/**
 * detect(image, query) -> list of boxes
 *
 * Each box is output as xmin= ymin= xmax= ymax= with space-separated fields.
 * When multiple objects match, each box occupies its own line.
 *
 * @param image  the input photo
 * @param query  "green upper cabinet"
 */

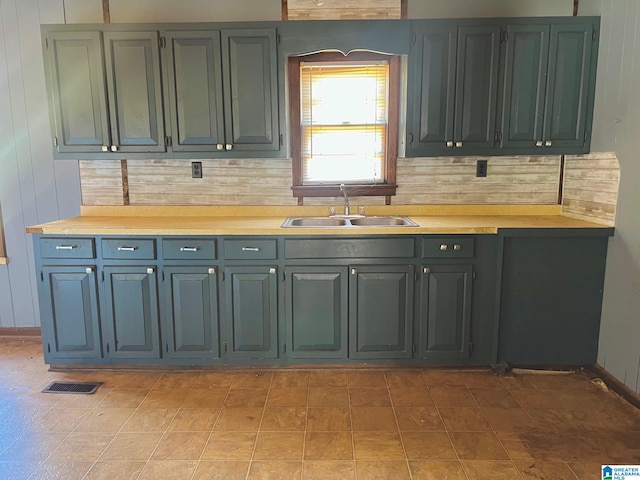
xmin=221 ymin=29 xmax=280 ymax=152
xmin=45 ymin=31 xmax=110 ymax=153
xmin=163 ymin=31 xmax=225 ymax=152
xmin=543 ymin=23 xmax=595 ymax=150
xmin=407 ymin=25 xmax=457 ymax=155
xmin=407 ymin=23 xmax=500 ymax=156
xmin=500 ymin=22 xmax=596 ymax=153
xmin=500 ymin=25 xmax=550 ymax=149
xmin=103 ymin=32 xmax=165 ymax=153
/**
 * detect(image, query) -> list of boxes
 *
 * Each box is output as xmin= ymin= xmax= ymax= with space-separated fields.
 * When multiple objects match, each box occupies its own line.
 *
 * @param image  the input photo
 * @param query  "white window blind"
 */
xmin=300 ymin=61 xmax=389 ymax=184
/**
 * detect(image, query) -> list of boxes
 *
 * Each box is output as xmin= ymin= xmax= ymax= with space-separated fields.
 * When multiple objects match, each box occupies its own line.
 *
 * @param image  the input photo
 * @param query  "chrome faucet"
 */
xmin=340 ymin=184 xmax=350 ymax=216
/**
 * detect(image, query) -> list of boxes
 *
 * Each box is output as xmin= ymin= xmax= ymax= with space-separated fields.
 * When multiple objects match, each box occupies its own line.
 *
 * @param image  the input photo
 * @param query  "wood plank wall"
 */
xmin=79 ymin=156 xmax=564 ymax=206
xmin=562 ymin=152 xmax=620 ymax=226
xmin=285 ymin=0 xmax=402 ymax=20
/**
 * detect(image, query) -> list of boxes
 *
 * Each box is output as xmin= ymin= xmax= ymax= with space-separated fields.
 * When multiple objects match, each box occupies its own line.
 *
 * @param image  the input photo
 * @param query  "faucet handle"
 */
xmin=329 ymin=206 xmax=336 ymax=216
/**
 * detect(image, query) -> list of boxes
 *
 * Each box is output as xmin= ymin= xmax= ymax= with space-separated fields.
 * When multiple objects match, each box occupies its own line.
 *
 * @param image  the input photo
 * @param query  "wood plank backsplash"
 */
xmin=562 ymin=152 xmax=620 ymax=226
xmin=79 ymin=155 xmax=569 ymax=207
xmin=285 ymin=0 xmax=402 ymax=20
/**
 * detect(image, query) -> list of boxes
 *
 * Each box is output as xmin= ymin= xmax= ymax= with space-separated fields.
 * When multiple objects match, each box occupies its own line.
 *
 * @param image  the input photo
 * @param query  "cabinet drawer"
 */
xmin=40 ymin=237 xmax=95 ymax=259
xmin=422 ymin=237 xmax=475 ymax=258
xmin=285 ymin=238 xmax=415 ymax=259
xmin=163 ymin=239 xmax=217 ymax=260
xmin=102 ymin=239 xmax=156 ymax=260
xmin=224 ymin=239 xmax=277 ymax=260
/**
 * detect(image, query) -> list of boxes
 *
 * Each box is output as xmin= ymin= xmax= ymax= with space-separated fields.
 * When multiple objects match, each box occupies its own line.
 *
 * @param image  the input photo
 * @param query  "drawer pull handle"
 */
xmin=453 ymin=244 xmax=461 ymax=251
xmin=440 ymin=244 xmax=448 ymax=251
xmin=242 ymin=247 xmax=261 ymax=252
xmin=117 ymin=246 xmax=138 ymax=252
xmin=180 ymin=247 xmax=200 ymax=252
xmin=55 ymin=245 xmax=77 ymax=250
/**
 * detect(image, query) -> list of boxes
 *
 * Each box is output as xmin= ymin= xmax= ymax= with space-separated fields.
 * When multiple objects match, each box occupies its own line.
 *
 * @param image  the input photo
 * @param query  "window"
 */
xmin=289 ymin=51 xmax=400 ymax=202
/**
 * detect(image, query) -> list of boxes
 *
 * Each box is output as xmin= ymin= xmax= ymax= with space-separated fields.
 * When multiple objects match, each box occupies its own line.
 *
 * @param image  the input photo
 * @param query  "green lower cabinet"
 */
xmin=420 ymin=265 xmax=473 ymax=360
xmin=284 ymin=266 xmax=348 ymax=359
xmin=349 ymin=265 xmax=414 ymax=359
xmin=222 ymin=266 xmax=278 ymax=359
xmin=39 ymin=265 xmax=102 ymax=361
xmin=162 ymin=266 xmax=220 ymax=360
xmin=101 ymin=265 xmax=161 ymax=359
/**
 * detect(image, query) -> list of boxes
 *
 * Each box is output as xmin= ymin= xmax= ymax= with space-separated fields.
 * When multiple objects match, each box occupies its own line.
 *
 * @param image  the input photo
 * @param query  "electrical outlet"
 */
xmin=191 ymin=161 xmax=202 ymax=178
xmin=476 ymin=160 xmax=488 ymax=178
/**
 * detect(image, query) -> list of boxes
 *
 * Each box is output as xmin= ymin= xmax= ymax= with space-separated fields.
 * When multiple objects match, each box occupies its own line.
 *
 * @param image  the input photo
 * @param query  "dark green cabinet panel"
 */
xmin=221 ymin=29 xmax=279 ymax=151
xmin=163 ymin=266 xmax=220 ymax=359
xmin=223 ymin=266 xmax=278 ymax=359
xmin=543 ymin=23 xmax=594 ymax=149
xmin=163 ymin=31 xmax=225 ymax=152
xmin=285 ymin=266 xmax=348 ymax=359
xmin=46 ymin=32 xmax=109 ymax=153
xmin=454 ymin=25 xmax=501 ymax=151
xmin=408 ymin=25 xmax=457 ymax=154
xmin=102 ymin=266 xmax=160 ymax=359
xmin=420 ymin=265 xmax=472 ymax=360
xmin=39 ymin=266 xmax=101 ymax=361
xmin=408 ymin=24 xmax=500 ymax=156
xmin=103 ymin=32 xmax=165 ymax=153
xmin=501 ymin=25 xmax=550 ymax=149
xmin=349 ymin=265 xmax=414 ymax=359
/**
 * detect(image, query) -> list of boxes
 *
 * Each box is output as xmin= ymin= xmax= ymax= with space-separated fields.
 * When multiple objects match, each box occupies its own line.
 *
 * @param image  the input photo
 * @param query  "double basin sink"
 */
xmin=282 ymin=216 xmax=418 ymax=228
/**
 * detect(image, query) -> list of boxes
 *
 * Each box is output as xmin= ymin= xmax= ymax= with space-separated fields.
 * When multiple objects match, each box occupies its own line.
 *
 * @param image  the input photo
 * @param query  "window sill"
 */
xmin=0 ymin=257 xmax=7 ymax=265
xmin=293 ymin=184 xmax=397 ymax=199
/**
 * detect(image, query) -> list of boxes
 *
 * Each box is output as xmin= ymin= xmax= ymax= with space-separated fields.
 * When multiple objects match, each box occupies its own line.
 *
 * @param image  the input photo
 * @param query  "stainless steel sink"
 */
xmin=282 ymin=216 xmax=417 ymax=228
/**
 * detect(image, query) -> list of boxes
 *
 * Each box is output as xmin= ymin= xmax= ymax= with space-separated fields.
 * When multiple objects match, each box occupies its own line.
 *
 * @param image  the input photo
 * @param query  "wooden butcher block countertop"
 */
xmin=26 ymin=205 xmax=613 ymax=236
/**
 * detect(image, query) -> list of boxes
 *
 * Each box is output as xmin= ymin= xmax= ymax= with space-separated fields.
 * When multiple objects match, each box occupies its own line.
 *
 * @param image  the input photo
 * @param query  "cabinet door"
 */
xmin=221 ymin=29 xmax=279 ymax=152
xmin=420 ymin=265 xmax=472 ymax=360
xmin=542 ymin=24 xmax=594 ymax=149
xmin=163 ymin=31 xmax=225 ymax=152
xmin=163 ymin=266 xmax=220 ymax=359
xmin=501 ymin=25 xmax=550 ymax=149
xmin=349 ymin=265 xmax=413 ymax=359
xmin=39 ymin=266 xmax=101 ymax=361
xmin=102 ymin=266 xmax=160 ymax=359
xmin=454 ymin=26 xmax=501 ymax=151
xmin=46 ymin=32 xmax=110 ymax=153
xmin=407 ymin=25 xmax=457 ymax=156
xmin=103 ymin=32 xmax=165 ymax=153
xmin=223 ymin=266 xmax=278 ymax=359
xmin=285 ymin=266 xmax=348 ymax=359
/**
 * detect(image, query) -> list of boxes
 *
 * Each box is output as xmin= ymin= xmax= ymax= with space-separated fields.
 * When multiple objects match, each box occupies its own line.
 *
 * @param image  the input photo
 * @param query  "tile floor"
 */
xmin=0 ymin=337 xmax=639 ymax=480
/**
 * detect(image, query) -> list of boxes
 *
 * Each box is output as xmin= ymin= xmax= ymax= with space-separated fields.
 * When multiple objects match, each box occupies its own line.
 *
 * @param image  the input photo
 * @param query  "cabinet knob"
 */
xmin=446 ymin=141 xmax=454 ymax=148
xmin=101 ymin=145 xmax=109 ymax=152
xmin=545 ymin=140 xmax=552 ymax=147
xmin=351 ymin=268 xmax=358 ymax=275
xmin=536 ymin=140 xmax=543 ymax=147
xmin=85 ymin=267 xmax=93 ymax=274
xmin=455 ymin=141 xmax=463 ymax=148
xmin=269 ymin=267 xmax=277 ymax=275
xmin=440 ymin=244 xmax=448 ymax=251
xmin=423 ymin=267 xmax=431 ymax=274
xmin=147 ymin=267 xmax=155 ymax=275
xmin=208 ymin=267 xmax=216 ymax=275
xmin=226 ymin=144 xmax=233 ymax=150
xmin=453 ymin=244 xmax=461 ymax=251
xmin=110 ymin=145 xmax=118 ymax=152
xmin=216 ymin=144 xmax=224 ymax=151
